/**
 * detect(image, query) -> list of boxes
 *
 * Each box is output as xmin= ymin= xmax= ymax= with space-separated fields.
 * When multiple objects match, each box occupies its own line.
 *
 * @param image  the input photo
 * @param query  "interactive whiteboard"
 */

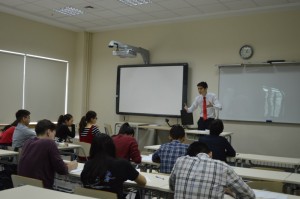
xmin=116 ymin=63 xmax=188 ymax=117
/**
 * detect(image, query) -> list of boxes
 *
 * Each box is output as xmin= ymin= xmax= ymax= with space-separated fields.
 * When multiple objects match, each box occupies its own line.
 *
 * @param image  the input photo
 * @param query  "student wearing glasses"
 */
xmin=78 ymin=110 xmax=102 ymax=144
xmin=12 ymin=109 xmax=36 ymax=151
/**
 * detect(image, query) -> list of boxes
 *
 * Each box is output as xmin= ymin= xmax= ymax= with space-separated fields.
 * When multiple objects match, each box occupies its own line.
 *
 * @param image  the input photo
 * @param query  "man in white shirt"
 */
xmin=184 ymin=81 xmax=222 ymax=130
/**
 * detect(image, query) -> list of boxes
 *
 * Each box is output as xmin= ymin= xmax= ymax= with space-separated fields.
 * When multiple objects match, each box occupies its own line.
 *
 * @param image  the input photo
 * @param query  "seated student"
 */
xmin=152 ymin=125 xmax=188 ymax=174
xmin=18 ymin=119 xmax=78 ymax=189
xmin=169 ymin=141 xmax=255 ymax=199
xmin=199 ymin=119 xmax=236 ymax=162
xmin=56 ymin=113 xmax=75 ymax=142
xmin=112 ymin=122 xmax=141 ymax=164
xmin=12 ymin=109 xmax=36 ymax=150
xmin=78 ymin=110 xmax=101 ymax=144
xmin=0 ymin=120 xmax=18 ymax=147
xmin=81 ymin=134 xmax=146 ymax=199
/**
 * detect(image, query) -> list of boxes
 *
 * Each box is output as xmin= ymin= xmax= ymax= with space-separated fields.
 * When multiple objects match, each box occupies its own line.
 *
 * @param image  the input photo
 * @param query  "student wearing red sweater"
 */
xmin=112 ymin=122 xmax=141 ymax=164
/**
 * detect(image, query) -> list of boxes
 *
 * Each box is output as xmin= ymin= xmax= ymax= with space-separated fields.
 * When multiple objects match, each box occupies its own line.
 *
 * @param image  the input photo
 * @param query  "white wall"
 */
xmin=1 ymin=10 xmax=300 ymax=158
xmin=0 ymin=12 xmax=84 ymax=123
xmin=89 ymin=10 xmax=300 ymax=158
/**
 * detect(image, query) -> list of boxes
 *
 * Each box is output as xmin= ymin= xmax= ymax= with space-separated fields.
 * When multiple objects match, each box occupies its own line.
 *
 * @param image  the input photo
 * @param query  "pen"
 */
xmin=155 ymin=176 xmax=164 ymax=180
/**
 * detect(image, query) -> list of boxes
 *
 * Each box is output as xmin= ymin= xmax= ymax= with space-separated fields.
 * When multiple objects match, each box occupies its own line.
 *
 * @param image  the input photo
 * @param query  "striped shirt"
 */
xmin=169 ymin=153 xmax=255 ymax=199
xmin=80 ymin=125 xmax=101 ymax=143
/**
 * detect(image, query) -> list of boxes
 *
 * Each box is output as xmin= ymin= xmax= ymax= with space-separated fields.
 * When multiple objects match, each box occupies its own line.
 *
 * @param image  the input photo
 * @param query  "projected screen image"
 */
xmin=116 ymin=63 xmax=188 ymax=117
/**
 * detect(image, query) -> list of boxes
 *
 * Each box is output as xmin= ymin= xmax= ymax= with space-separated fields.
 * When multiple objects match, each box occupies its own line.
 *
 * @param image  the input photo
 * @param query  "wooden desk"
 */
xmin=144 ymin=145 xmax=160 ymax=151
xmin=235 ymin=153 xmax=300 ymax=172
xmin=285 ymin=173 xmax=300 ymax=185
xmin=0 ymin=185 xmax=97 ymax=199
xmin=125 ymin=172 xmax=170 ymax=192
xmin=139 ymin=125 xmax=233 ymax=143
xmin=57 ymin=143 xmax=82 ymax=150
xmin=64 ymin=164 xmax=300 ymax=199
xmin=0 ymin=149 xmax=18 ymax=157
xmin=232 ymin=166 xmax=292 ymax=182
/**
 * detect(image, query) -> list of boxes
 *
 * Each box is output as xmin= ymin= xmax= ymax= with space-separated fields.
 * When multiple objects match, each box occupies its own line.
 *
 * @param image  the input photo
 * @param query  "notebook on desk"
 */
xmin=180 ymin=109 xmax=194 ymax=126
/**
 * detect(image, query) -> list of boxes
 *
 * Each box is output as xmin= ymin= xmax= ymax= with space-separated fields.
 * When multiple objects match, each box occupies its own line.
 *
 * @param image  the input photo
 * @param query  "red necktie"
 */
xmin=203 ymin=96 xmax=207 ymax=120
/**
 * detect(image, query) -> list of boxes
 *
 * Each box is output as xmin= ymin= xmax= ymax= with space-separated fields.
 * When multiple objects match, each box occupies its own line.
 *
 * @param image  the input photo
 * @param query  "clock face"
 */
xmin=239 ymin=45 xmax=253 ymax=59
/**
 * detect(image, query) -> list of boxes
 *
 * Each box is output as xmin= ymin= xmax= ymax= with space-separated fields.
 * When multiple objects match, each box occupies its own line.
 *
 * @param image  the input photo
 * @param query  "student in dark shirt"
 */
xmin=112 ymin=122 xmax=141 ymax=164
xmin=81 ymin=134 xmax=146 ymax=199
xmin=18 ymin=119 xmax=78 ymax=189
xmin=199 ymin=119 xmax=236 ymax=162
xmin=56 ymin=113 xmax=75 ymax=142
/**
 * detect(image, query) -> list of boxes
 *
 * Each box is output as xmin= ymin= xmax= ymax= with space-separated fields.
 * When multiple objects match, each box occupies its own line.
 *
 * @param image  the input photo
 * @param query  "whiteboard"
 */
xmin=218 ymin=63 xmax=300 ymax=124
xmin=116 ymin=63 xmax=188 ymax=117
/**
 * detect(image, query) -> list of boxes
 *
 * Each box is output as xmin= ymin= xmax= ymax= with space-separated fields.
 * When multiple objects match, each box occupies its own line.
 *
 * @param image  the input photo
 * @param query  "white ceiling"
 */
xmin=1 ymin=0 xmax=300 ymax=32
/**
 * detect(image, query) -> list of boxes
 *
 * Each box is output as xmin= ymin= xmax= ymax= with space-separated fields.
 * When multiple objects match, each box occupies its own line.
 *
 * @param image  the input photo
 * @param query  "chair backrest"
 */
xmin=104 ymin=123 xmax=113 ymax=136
xmin=11 ymin=174 xmax=43 ymax=188
xmin=74 ymin=187 xmax=117 ymax=199
xmin=72 ymin=140 xmax=91 ymax=162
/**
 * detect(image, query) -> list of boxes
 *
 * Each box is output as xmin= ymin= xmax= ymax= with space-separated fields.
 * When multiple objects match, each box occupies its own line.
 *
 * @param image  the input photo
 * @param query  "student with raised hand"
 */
xmin=152 ymin=125 xmax=188 ymax=174
xmin=0 ymin=119 xmax=18 ymax=147
xmin=18 ymin=119 xmax=78 ymax=189
xmin=12 ymin=109 xmax=36 ymax=150
xmin=200 ymin=119 xmax=236 ymax=162
xmin=81 ymin=134 xmax=146 ymax=199
xmin=169 ymin=141 xmax=255 ymax=199
xmin=112 ymin=122 xmax=141 ymax=164
xmin=78 ymin=110 xmax=101 ymax=143
xmin=56 ymin=113 xmax=75 ymax=142
xmin=184 ymin=81 xmax=222 ymax=130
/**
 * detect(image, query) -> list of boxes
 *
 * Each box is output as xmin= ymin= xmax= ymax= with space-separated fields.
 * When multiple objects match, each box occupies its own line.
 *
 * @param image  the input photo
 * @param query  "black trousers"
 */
xmin=197 ymin=117 xmax=214 ymax=130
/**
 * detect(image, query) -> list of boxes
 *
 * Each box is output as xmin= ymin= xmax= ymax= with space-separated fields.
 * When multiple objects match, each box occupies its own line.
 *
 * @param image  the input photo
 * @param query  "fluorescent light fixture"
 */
xmin=54 ymin=6 xmax=83 ymax=16
xmin=118 ymin=0 xmax=152 ymax=6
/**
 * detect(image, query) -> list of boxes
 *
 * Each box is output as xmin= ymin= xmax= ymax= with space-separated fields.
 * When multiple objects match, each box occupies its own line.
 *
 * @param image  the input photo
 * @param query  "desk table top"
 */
xmin=0 ymin=185 xmax=97 ymax=199
xmin=236 ymin=153 xmax=300 ymax=165
xmin=0 ymin=149 xmax=18 ymax=157
xmin=232 ymin=166 xmax=292 ymax=182
xmin=285 ymin=173 xmax=300 ymax=185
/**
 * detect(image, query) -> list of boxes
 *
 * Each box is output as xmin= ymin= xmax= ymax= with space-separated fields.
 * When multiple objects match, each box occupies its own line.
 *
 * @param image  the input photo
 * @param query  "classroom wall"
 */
xmin=0 ymin=12 xmax=84 ymax=123
xmin=89 ymin=10 xmax=300 ymax=158
xmin=1 ymin=10 xmax=300 ymax=158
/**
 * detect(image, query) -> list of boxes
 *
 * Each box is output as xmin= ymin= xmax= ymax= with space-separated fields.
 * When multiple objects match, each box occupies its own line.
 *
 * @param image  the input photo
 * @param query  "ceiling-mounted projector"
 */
xmin=108 ymin=40 xmax=150 ymax=64
xmin=112 ymin=49 xmax=136 ymax=58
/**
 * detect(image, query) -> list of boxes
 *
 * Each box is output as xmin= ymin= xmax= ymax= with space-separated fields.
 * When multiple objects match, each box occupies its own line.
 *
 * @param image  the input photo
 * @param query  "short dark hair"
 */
xmin=209 ymin=119 xmax=224 ymax=136
xmin=118 ymin=122 xmax=135 ymax=136
xmin=15 ymin=109 xmax=30 ymax=122
xmin=35 ymin=119 xmax=56 ymax=136
xmin=186 ymin=141 xmax=211 ymax=156
xmin=197 ymin=81 xmax=208 ymax=89
xmin=170 ymin=125 xmax=185 ymax=140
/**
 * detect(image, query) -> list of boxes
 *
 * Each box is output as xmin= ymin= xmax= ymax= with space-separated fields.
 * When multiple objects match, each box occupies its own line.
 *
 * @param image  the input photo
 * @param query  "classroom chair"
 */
xmin=104 ymin=123 xmax=114 ymax=136
xmin=11 ymin=174 xmax=43 ymax=188
xmin=74 ymin=187 xmax=117 ymax=199
xmin=72 ymin=140 xmax=90 ymax=163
